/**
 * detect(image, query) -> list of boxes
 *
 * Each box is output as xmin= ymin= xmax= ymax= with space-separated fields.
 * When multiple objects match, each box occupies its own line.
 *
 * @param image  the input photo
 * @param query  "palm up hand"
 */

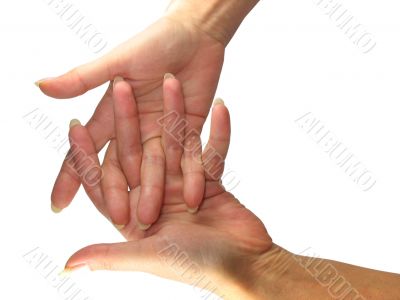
xmin=64 ymin=76 xmax=272 ymax=298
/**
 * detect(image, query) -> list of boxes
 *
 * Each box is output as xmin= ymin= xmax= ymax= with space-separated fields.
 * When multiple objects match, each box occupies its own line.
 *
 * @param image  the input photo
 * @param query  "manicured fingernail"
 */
xmin=113 ymin=76 xmax=124 ymax=88
xmin=164 ymin=73 xmax=175 ymax=80
xmin=114 ymin=224 xmax=125 ymax=230
xmin=51 ymin=204 xmax=62 ymax=214
xmin=137 ymin=220 xmax=151 ymax=231
xmin=34 ymin=77 xmax=53 ymax=88
xmin=213 ymin=98 xmax=225 ymax=106
xmin=69 ymin=119 xmax=81 ymax=128
xmin=187 ymin=206 xmax=199 ymax=214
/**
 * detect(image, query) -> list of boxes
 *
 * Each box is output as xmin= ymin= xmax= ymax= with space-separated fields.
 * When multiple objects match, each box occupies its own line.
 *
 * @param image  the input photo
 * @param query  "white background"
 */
xmin=1 ymin=0 xmax=399 ymax=299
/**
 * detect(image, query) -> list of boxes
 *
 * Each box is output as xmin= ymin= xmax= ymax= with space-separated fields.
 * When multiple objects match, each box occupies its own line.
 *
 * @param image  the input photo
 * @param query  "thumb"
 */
xmin=64 ymin=237 xmax=170 ymax=275
xmin=36 ymin=52 xmax=119 ymax=99
xmin=65 ymin=238 xmax=219 ymax=290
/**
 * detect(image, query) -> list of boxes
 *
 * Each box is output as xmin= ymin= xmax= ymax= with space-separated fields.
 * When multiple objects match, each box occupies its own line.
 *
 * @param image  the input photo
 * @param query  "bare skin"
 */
xmin=40 ymin=13 xmax=225 ymax=228
xmin=38 ymin=0 xmax=400 ymax=298
xmin=65 ymin=77 xmax=400 ymax=300
xmin=38 ymin=0 xmax=259 ymax=230
xmin=64 ymin=76 xmax=273 ymax=299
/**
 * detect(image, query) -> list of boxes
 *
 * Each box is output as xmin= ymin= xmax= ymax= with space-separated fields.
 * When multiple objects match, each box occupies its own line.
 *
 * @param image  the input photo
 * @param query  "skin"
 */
xmin=40 ymin=14 xmax=225 ymax=228
xmin=38 ymin=0 xmax=260 ymax=229
xmin=65 ymin=77 xmax=273 ymax=299
xmin=38 ymin=0 xmax=400 ymax=298
xmin=65 ymin=77 xmax=400 ymax=300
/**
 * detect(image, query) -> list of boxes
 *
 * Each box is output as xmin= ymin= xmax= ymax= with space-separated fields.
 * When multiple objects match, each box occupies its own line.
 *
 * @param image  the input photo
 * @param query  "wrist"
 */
xmin=213 ymin=245 xmax=287 ymax=300
xmin=246 ymin=245 xmax=332 ymax=300
xmin=165 ymin=0 xmax=259 ymax=46
xmin=225 ymin=245 xmax=314 ymax=300
xmin=213 ymin=243 xmax=339 ymax=300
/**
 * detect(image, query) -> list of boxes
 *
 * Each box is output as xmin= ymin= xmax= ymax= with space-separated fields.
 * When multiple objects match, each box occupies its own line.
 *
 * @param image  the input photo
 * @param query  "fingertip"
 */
xmin=183 ymin=176 xmax=205 ymax=209
xmin=51 ymin=203 xmax=63 ymax=214
xmin=136 ymin=187 xmax=161 ymax=229
xmin=186 ymin=205 xmax=199 ymax=214
xmin=106 ymin=197 xmax=130 ymax=231
xmin=64 ymin=245 xmax=99 ymax=270
xmin=212 ymin=98 xmax=229 ymax=117
xmin=212 ymin=98 xmax=229 ymax=126
xmin=34 ymin=78 xmax=54 ymax=96
xmin=35 ymin=77 xmax=55 ymax=89
xmin=211 ymin=100 xmax=231 ymax=136
xmin=136 ymin=192 xmax=153 ymax=231
xmin=51 ymin=172 xmax=79 ymax=211
xmin=113 ymin=76 xmax=124 ymax=89
xmin=113 ymin=77 xmax=131 ymax=94
xmin=213 ymin=97 xmax=225 ymax=107
xmin=136 ymin=204 xmax=156 ymax=231
xmin=164 ymin=73 xmax=175 ymax=81
xmin=69 ymin=118 xmax=81 ymax=129
xmin=61 ymin=263 xmax=89 ymax=276
xmin=64 ymin=256 xmax=82 ymax=271
xmin=37 ymin=54 xmax=117 ymax=98
xmin=34 ymin=75 xmax=85 ymax=99
xmin=137 ymin=221 xmax=152 ymax=231
xmin=163 ymin=73 xmax=181 ymax=96
xmin=114 ymin=224 xmax=126 ymax=231
xmin=112 ymin=78 xmax=136 ymax=112
xmin=108 ymin=207 xmax=130 ymax=231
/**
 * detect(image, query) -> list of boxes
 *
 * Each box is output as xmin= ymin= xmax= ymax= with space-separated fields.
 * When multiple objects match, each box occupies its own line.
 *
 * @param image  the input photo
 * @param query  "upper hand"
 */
xmin=40 ymin=15 xmax=225 ymax=226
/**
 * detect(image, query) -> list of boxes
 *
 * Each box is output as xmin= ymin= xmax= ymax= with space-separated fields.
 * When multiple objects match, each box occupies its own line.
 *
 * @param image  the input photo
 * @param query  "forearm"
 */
xmin=165 ymin=0 xmax=260 ymax=46
xmin=244 ymin=245 xmax=400 ymax=299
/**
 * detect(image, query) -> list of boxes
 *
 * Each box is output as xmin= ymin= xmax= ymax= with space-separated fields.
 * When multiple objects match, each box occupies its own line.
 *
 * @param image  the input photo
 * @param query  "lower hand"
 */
xmin=64 ymin=76 xmax=273 ymax=299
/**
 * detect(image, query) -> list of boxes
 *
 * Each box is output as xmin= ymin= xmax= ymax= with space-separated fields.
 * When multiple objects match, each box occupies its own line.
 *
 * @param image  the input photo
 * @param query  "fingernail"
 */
xmin=51 ymin=204 xmax=62 ymax=214
xmin=137 ymin=220 xmax=151 ymax=231
xmin=114 ymin=224 xmax=125 ymax=230
xmin=113 ymin=76 xmax=124 ymax=88
xmin=187 ymin=206 xmax=199 ymax=214
xmin=69 ymin=119 xmax=81 ymax=128
xmin=164 ymin=73 xmax=175 ymax=80
xmin=60 ymin=264 xmax=88 ymax=276
xmin=213 ymin=98 xmax=225 ymax=107
xmin=34 ymin=77 xmax=53 ymax=88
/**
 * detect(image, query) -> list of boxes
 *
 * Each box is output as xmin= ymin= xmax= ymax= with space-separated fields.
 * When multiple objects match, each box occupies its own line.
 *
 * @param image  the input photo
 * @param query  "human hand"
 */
xmin=64 ymin=77 xmax=273 ymax=299
xmin=40 ymin=13 xmax=225 ymax=226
